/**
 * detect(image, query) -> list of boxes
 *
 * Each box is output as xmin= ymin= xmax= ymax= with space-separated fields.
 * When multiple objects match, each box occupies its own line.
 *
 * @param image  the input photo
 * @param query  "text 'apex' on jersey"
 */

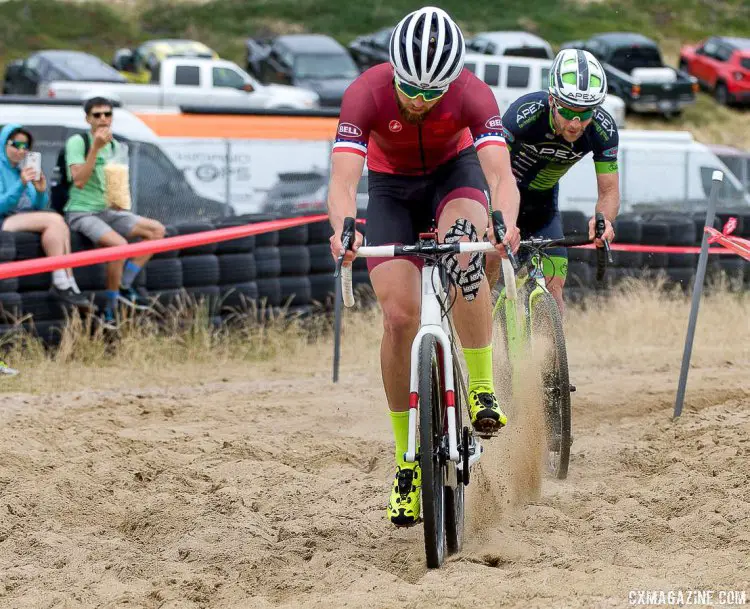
xmin=501 ymin=91 xmax=619 ymax=192
xmin=332 ymin=63 xmax=506 ymax=176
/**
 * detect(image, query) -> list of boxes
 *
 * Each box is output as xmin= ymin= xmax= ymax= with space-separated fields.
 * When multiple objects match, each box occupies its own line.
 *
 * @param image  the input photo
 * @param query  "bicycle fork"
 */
xmin=404 ymin=264 xmax=483 ymax=474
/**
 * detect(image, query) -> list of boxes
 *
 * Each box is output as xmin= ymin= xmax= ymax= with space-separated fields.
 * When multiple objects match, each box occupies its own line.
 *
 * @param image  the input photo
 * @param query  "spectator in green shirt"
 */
xmin=64 ymin=97 xmax=166 ymax=324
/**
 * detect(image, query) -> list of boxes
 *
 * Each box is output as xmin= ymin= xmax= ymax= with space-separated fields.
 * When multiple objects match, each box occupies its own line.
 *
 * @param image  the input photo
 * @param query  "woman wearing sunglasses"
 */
xmin=0 ymin=124 xmax=93 ymax=311
xmin=327 ymin=6 xmax=521 ymax=527
xmin=486 ymin=48 xmax=620 ymax=316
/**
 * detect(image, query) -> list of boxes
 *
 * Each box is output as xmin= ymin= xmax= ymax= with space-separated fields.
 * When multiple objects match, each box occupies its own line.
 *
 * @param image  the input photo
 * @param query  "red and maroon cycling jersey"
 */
xmin=332 ymin=63 xmax=506 ymax=175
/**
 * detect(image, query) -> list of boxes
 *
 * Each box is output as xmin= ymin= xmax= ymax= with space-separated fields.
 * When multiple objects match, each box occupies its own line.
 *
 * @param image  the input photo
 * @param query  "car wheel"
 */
xmin=715 ymin=82 xmax=729 ymax=106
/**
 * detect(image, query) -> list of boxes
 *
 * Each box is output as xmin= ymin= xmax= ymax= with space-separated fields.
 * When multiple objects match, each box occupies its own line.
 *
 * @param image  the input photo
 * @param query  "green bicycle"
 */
xmin=492 ymin=213 xmax=608 ymax=479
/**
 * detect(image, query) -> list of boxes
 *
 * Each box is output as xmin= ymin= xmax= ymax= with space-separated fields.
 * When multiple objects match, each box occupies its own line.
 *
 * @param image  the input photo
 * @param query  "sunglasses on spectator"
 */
xmin=9 ymin=141 xmax=30 ymax=150
xmin=394 ymin=77 xmax=448 ymax=102
xmin=90 ymin=111 xmax=113 ymax=118
xmin=553 ymin=100 xmax=595 ymax=121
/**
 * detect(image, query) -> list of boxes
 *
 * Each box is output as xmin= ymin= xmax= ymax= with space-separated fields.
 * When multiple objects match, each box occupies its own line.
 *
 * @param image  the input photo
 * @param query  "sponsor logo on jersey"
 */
xmin=593 ymin=109 xmax=616 ymax=139
xmin=338 ymin=122 xmax=363 ymax=138
xmin=501 ymin=126 xmax=515 ymax=143
xmin=602 ymin=146 xmax=618 ymax=158
xmin=485 ymin=115 xmax=503 ymax=130
xmin=389 ymin=120 xmax=402 ymax=133
xmin=521 ymin=143 xmax=585 ymax=162
xmin=516 ymin=100 xmax=545 ymax=126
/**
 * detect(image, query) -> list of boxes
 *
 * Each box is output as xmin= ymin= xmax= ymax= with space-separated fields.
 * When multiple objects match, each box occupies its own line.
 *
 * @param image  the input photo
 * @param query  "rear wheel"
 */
xmin=445 ymin=358 xmax=465 ymax=555
xmin=419 ymin=334 xmax=446 ymax=568
xmin=531 ymin=293 xmax=571 ymax=480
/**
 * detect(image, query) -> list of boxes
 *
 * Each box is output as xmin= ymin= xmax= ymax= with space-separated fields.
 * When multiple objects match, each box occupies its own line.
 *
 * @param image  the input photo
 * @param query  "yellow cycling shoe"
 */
xmin=387 ymin=462 xmax=421 ymax=527
xmin=469 ymin=388 xmax=507 ymax=434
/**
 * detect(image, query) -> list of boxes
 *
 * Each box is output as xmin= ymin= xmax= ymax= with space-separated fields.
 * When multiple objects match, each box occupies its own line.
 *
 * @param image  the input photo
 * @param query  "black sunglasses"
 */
xmin=90 ymin=111 xmax=113 ymax=118
xmin=9 ymin=140 xmax=30 ymax=150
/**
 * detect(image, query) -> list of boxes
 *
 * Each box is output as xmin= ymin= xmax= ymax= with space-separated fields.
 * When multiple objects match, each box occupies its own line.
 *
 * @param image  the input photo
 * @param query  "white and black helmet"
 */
xmin=549 ymin=48 xmax=607 ymax=108
xmin=389 ymin=6 xmax=466 ymax=89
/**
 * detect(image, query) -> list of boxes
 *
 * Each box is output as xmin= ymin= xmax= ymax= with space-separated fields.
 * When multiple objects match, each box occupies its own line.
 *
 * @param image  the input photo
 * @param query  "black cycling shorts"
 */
xmin=365 ymin=147 xmax=489 ymax=271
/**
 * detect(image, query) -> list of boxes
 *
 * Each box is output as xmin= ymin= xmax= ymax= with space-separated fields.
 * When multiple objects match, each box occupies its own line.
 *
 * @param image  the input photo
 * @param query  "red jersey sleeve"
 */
xmin=332 ymin=76 xmax=374 ymax=158
xmin=462 ymin=75 xmax=506 ymax=152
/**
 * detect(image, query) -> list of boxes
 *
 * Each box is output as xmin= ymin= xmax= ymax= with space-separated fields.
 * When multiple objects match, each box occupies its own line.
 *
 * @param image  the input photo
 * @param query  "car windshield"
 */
xmin=609 ymin=46 xmax=663 ymax=73
xmin=503 ymin=46 xmax=551 ymax=59
xmin=51 ymin=53 xmax=124 ymax=80
xmin=294 ymin=54 xmax=358 ymax=79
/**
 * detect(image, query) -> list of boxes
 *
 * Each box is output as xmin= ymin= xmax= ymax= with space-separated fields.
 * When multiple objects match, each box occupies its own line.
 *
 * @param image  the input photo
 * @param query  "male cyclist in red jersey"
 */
xmin=327 ymin=6 xmax=520 ymax=526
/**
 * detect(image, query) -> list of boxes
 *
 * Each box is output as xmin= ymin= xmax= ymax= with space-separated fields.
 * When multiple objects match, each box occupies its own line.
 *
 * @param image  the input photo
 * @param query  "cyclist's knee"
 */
xmin=382 ymin=302 xmax=419 ymax=340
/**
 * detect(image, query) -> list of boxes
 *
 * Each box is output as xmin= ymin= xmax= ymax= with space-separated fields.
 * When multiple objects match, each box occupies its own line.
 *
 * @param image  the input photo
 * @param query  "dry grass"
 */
xmin=565 ymin=275 xmax=750 ymax=372
xmin=0 ymin=288 xmax=383 ymax=395
xmin=1 ymin=279 xmax=747 ymax=399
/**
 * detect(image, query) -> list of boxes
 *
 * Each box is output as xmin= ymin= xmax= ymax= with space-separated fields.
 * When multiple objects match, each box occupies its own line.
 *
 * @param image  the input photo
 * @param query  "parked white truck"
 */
xmin=37 ymin=57 xmax=320 ymax=110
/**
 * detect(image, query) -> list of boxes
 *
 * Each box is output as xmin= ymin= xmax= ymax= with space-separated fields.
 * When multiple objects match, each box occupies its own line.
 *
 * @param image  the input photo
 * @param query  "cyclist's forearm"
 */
xmin=595 ymin=189 xmax=620 ymax=223
xmin=491 ymin=177 xmax=520 ymax=227
xmin=327 ymin=182 xmax=357 ymax=235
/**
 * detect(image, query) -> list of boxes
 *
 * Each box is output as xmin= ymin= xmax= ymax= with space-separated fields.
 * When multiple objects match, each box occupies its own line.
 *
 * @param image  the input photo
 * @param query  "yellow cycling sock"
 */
xmin=463 ymin=344 xmax=495 ymax=394
xmin=390 ymin=410 xmax=410 ymax=467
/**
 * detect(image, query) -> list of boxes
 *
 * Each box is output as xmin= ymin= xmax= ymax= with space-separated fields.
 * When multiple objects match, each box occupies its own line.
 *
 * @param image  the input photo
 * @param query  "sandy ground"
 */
xmin=1 ymin=290 xmax=749 ymax=608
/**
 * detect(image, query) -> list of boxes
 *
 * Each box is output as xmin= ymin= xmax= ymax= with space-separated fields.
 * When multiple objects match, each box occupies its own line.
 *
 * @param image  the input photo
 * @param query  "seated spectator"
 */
xmin=0 ymin=124 xmax=93 ymax=310
xmin=64 ymin=97 xmax=166 ymax=324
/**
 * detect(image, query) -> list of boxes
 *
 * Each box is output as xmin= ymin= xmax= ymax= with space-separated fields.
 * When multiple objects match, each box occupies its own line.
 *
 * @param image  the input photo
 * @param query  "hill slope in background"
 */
xmin=1 ymin=0 xmax=749 ymax=146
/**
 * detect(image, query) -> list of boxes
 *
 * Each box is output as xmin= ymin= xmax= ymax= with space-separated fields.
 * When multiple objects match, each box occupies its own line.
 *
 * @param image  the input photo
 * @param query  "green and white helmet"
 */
xmin=548 ymin=48 xmax=607 ymax=108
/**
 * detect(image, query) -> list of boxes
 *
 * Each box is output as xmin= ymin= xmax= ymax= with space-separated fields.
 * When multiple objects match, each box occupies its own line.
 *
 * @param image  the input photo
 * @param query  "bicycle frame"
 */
xmin=494 ymin=257 xmax=549 ymax=376
xmin=340 ymin=238 xmax=502 ymax=474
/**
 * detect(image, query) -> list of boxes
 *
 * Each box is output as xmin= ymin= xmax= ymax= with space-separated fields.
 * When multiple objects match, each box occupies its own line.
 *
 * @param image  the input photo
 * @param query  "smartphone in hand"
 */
xmin=23 ymin=151 xmax=42 ymax=181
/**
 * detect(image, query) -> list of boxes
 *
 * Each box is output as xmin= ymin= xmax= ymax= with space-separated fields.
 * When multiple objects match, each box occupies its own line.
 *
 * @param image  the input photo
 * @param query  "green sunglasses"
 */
xmin=395 ymin=78 xmax=447 ymax=102
xmin=553 ymin=100 xmax=595 ymax=121
xmin=9 ymin=140 xmax=30 ymax=150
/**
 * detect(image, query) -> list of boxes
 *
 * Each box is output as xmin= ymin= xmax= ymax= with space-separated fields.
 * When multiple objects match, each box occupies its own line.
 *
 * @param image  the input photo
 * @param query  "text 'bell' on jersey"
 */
xmin=332 ymin=63 xmax=505 ymax=175
xmin=501 ymin=91 xmax=619 ymax=191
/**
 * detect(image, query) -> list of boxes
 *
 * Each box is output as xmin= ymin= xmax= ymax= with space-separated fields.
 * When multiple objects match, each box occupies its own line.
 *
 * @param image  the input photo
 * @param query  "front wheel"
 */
xmin=445 ymin=359 xmax=465 ymax=555
xmin=531 ymin=293 xmax=571 ymax=480
xmin=418 ymin=334 xmax=446 ymax=568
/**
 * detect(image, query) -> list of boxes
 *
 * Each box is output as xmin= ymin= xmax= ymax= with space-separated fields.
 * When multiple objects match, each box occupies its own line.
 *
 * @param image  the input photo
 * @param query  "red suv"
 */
xmin=680 ymin=37 xmax=750 ymax=106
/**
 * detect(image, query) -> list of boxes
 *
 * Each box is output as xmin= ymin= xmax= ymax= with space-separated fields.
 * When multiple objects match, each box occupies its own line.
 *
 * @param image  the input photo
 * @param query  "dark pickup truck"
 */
xmin=562 ymin=33 xmax=699 ymax=116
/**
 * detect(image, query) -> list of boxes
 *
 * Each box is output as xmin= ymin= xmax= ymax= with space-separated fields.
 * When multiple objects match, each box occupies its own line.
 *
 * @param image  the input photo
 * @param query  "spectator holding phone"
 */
xmin=0 ymin=124 xmax=93 ymax=310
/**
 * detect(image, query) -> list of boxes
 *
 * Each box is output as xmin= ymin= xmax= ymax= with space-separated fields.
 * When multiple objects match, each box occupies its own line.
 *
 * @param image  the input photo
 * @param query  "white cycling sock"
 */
xmin=52 ymin=269 xmax=71 ymax=290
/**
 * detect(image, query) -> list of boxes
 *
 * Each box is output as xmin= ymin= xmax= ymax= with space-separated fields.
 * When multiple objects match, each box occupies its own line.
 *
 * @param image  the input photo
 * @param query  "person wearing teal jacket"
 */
xmin=0 ymin=124 xmax=92 ymax=311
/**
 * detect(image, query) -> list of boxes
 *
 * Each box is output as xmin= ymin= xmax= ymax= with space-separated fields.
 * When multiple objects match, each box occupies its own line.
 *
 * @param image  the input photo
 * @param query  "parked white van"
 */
xmin=558 ymin=129 xmax=750 ymax=213
xmin=0 ymin=100 xmax=232 ymax=223
xmin=463 ymin=52 xmax=627 ymax=128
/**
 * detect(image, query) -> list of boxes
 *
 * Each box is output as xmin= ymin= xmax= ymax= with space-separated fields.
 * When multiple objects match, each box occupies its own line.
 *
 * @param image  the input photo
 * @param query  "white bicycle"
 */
xmin=336 ymin=214 xmax=516 ymax=568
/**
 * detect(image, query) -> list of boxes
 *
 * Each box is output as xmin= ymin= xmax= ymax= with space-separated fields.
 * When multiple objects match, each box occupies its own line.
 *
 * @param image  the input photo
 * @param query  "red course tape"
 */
xmin=0 ymin=214 xmax=328 ymax=280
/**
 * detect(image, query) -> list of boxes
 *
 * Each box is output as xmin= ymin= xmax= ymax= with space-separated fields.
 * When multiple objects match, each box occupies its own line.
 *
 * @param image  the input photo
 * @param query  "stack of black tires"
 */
xmin=0 ymin=210 xmax=748 ymax=344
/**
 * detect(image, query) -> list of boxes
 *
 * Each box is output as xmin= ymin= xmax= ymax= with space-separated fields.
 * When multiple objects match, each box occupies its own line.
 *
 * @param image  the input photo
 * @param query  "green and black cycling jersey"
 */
xmin=501 ymin=91 xmax=619 ymax=192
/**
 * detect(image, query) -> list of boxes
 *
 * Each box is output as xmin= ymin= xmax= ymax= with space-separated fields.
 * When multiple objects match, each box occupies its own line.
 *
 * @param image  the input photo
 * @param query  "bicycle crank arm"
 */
xmin=468 ymin=437 xmax=483 ymax=468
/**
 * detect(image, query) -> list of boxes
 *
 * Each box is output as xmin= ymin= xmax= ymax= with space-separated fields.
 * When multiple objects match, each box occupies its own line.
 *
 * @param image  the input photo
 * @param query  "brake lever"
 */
xmin=594 ymin=212 xmax=612 ymax=282
xmin=595 ymin=212 xmax=613 ymax=263
xmin=334 ymin=216 xmax=356 ymax=278
xmin=491 ymin=210 xmax=518 ymax=271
